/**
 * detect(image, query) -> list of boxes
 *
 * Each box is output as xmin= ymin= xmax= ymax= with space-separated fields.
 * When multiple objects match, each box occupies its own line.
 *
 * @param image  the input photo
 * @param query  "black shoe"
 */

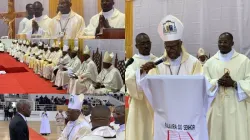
xmin=57 ymin=87 xmax=63 ymax=90
xmin=52 ymin=85 xmax=58 ymax=87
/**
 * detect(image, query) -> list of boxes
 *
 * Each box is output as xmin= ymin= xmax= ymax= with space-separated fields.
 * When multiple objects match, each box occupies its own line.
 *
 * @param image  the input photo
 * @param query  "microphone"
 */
xmin=125 ymin=58 xmax=134 ymax=68
xmin=154 ymin=57 xmax=167 ymax=65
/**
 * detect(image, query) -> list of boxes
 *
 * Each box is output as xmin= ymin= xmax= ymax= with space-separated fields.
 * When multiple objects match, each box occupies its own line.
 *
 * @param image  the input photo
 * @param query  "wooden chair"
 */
xmin=114 ymin=54 xmax=125 ymax=83
xmin=92 ymin=48 xmax=102 ymax=73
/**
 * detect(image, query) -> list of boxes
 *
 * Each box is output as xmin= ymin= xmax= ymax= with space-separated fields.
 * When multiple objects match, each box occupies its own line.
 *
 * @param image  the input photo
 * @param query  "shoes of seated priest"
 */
xmin=57 ymin=86 xmax=63 ymax=90
xmin=52 ymin=85 xmax=58 ymax=87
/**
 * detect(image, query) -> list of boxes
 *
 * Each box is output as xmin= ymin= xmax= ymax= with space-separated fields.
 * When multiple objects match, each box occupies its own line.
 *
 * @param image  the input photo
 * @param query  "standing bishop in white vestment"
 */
xmin=59 ymin=94 xmax=91 ymax=140
xmin=125 ymin=33 xmax=157 ymax=140
xmin=49 ymin=0 xmax=85 ymax=39
xmin=21 ymin=2 xmax=52 ymax=37
xmin=54 ymin=46 xmax=81 ymax=90
xmin=197 ymin=48 xmax=208 ymax=66
xmin=88 ymin=51 xmax=123 ymax=94
xmin=203 ymin=32 xmax=250 ymax=140
xmin=83 ymin=0 xmax=125 ymax=36
xmin=68 ymin=45 xmax=98 ymax=94
xmin=136 ymin=15 xmax=202 ymax=140
xmin=40 ymin=109 xmax=51 ymax=135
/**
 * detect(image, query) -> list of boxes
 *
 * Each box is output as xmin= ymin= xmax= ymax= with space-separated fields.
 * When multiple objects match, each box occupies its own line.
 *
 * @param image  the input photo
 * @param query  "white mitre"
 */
xmin=38 ymin=41 xmax=43 ymax=47
xmin=73 ymin=46 xmax=79 ymax=52
xmin=26 ymin=41 xmax=30 ymax=46
xmin=68 ymin=94 xmax=84 ymax=110
xmin=103 ymin=51 xmax=114 ymax=64
xmin=63 ymin=45 xmax=69 ymax=52
xmin=197 ymin=48 xmax=205 ymax=57
xmin=83 ymin=45 xmax=90 ymax=55
xmin=158 ymin=15 xmax=184 ymax=41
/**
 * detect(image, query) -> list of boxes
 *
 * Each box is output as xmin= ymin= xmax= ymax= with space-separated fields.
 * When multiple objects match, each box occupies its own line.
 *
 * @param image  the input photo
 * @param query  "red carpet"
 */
xmin=29 ymin=127 xmax=46 ymax=140
xmin=0 ymin=53 xmax=66 ymax=94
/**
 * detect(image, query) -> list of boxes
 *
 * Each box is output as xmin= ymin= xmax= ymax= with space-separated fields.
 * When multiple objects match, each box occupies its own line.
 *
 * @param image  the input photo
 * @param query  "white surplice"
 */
xmin=40 ymin=111 xmax=51 ymax=134
xmin=83 ymin=8 xmax=125 ymax=36
xmin=18 ymin=17 xmax=29 ymax=34
xmin=0 ymin=43 xmax=5 ymax=52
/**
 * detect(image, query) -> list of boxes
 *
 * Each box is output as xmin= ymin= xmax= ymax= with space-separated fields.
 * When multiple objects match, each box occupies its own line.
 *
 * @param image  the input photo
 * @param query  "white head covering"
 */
xmin=18 ymin=40 xmax=22 ymax=44
xmin=103 ymin=51 xmax=114 ymax=64
xmin=44 ymin=44 xmax=49 ymax=48
xmin=63 ymin=45 xmax=69 ymax=52
xmin=68 ymin=94 xmax=84 ymax=110
xmin=83 ymin=45 xmax=90 ymax=55
xmin=197 ymin=48 xmax=205 ymax=57
xmin=38 ymin=41 xmax=43 ymax=47
xmin=22 ymin=40 xmax=26 ymax=44
xmin=73 ymin=46 xmax=79 ymax=52
xmin=158 ymin=15 xmax=184 ymax=41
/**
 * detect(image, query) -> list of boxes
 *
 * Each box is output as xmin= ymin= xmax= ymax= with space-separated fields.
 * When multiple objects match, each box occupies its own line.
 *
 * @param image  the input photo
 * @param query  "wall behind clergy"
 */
xmin=133 ymin=0 xmax=250 ymax=57
xmin=84 ymin=39 xmax=125 ymax=62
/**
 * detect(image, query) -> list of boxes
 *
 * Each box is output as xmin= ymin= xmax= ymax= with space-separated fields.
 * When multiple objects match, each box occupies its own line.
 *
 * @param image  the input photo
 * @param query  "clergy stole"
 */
xmin=140 ymin=75 xmax=210 ymax=140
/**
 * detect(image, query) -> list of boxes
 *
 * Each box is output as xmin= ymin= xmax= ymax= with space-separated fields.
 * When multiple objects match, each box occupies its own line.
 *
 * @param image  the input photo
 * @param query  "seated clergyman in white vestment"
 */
xmin=128 ymin=15 xmax=203 ymax=140
xmin=82 ymin=102 xmax=92 ymax=127
xmin=43 ymin=42 xmax=62 ymax=80
xmin=38 ymin=44 xmax=51 ymax=76
xmin=125 ymin=33 xmax=157 ymax=140
xmin=197 ymin=48 xmax=208 ymax=66
xmin=8 ymin=40 xmax=17 ymax=55
xmin=20 ymin=41 xmax=31 ymax=63
xmin=16 ymin=40 xmax=27 ymax=61
xmin=83 ymin=0 xmax=125 ymax=36
xmin=51 ymin=45 xmax=71 ymax=83
xmin=79 ymin=105 xmax=117 ymax=140
xmin=26 ymin=21 xmax=46 ymax=39
xmin=59 ymin=94 xmax=91 ymax=140
xmin=49 ymin=0 xmax=85 ymax=39
xmin=40 ymin=109 xmax=51 ymax=136
xmin=203 ymin=32 xmax=250 ymax=140
xmin=18 ymin=4 xmax=33 ymax=34
xmin=68 ymin=45 xmax=98 ymax=94
xmin=88 ymin=51 xmax=123 ymax=94
xmin=54 ymin=47 xmax=81 ymax=90
xmin=0 ymin=41 xmax=5 ymax=52
xmin=21 ymin=2 xmax=52 ymax=37
xmin=33 ymin=42 xmax=45 ymax=73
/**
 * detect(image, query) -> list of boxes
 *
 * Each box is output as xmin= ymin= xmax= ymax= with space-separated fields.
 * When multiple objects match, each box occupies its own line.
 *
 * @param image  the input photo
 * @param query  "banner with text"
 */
xmin=140 ymin=75 xmax=209 ymax=140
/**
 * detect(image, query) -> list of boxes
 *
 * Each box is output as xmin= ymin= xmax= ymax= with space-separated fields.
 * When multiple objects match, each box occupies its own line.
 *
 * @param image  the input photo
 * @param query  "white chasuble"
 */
xmin=203 ymin=50 xmax=250 ymax=140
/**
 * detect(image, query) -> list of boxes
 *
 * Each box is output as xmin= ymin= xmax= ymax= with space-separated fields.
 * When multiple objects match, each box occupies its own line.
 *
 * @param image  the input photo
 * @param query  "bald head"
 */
xmin=135 ymin=33 xmax=151 ymax=56
xmin=17 ymin=100 xmax=31 ymax=117
xmin=113 ymin=105 xmax=125 ymax=125
xmin=115 ymin=105 xmax=125 ymax=113
xmin=91 ymin=105 xmax=111 ymax=127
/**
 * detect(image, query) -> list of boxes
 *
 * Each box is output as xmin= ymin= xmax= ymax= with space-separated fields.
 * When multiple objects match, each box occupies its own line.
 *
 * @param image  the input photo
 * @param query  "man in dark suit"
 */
xmin=9 ymin=100 xmax=31 ymax=140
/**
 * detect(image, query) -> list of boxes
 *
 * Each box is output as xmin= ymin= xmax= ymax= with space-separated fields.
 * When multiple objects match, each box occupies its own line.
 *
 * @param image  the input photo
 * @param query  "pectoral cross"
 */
xmin=0 ymin=0 xmax=27 ymax=39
